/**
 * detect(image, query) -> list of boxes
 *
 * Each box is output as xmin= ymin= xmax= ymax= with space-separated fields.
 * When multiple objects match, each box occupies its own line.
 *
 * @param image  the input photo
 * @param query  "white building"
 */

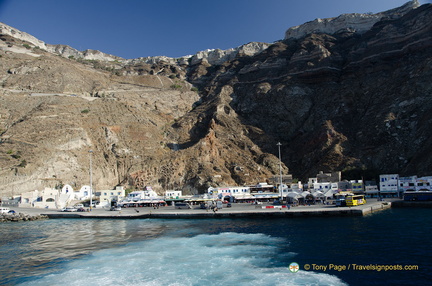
xmin=308 ymin=177 xmax=318 ymax=188
xmin=309 ymin=181 xmax=338 ymax=193
xmin=379 ymin=174 xmax=399 ymax=197
xmin=119 ymin=186 xmax=164 ymax=205
xmin=288 ymin=181 xmax=303 ymax=193
xmin=399 ymin=176 xmax=432 ymax=192
xmin=77 ymin=185 xmax=92 ymax=201
xmin=97 ymin=186 xmax=125 ymax=207
xmin=20 ymin=190 xmax=40 ymax=207
xmin=208 ymin=183 xmax=280 ymax=201
xmin=207 ymin=186 xmax=251 ymax=199
xmin=61 ymin=184 xmax=74 ymax=195
xmin=365 ymin=185 xmax=379 ymax=197
xmin=165 ymin=190 xmax=183 ymax=198
xmin=415 ymin=176 xmax=432 ymax=191
xmin=399 ymin=176 xmax=417 ymax=192
xmin=350 ymin=180 xmax=363 ymax=194
xmin=20 ymin=188 xmax=68 ymax=209
xmin=247 ymin=183 xmax=279 ymax=201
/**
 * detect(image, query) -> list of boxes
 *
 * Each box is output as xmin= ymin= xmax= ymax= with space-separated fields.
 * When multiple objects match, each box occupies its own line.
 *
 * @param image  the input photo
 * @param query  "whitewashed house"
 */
xmin=20 ymin=186 xmax=75 ymax=209
xmin=77 ymin=185 xmax=92 ymax=200
xmin=165 ymin=190 xmax=182 ymax=199
xmin=379 ymin=174 xmax=399 ymax=197
xmin=97 ymin=186 xmax=125 ymax=207
xmin=365 ymin=185 xmax=379 ymax=197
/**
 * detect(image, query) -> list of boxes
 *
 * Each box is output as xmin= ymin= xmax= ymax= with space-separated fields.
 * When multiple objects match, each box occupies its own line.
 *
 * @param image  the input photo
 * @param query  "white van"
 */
xmin=0 ymin=207 xmax=11 ymax=214
xmin=174 ymin=202 xmax=191 ymax=209
xmin=216 ymin=201 xmax=223 ymax=209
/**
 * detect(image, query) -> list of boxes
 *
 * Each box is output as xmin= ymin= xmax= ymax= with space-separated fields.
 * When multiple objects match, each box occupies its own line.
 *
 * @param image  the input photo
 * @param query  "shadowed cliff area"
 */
xmin=0 ymin=2 xmax=431 ymax=195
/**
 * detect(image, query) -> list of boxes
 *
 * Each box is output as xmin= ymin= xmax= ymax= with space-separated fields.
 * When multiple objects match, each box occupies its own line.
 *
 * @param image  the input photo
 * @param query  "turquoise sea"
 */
xmin=0 ymin=208 xmax=431 ymax=285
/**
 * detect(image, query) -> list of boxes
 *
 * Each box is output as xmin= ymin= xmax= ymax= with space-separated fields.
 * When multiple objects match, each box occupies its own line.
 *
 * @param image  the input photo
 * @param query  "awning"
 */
xmin=164 ymin=198 xmax=186 ymax=202
xmin=253 ymin=195 xmax=279 ymax=199
xmin=121 ymin=200 xmax=166 ymax=204
xmin=287 ymin=192 xmax=302 ymax=199
xmin=312 ymin=191 xmax=325 ymax=198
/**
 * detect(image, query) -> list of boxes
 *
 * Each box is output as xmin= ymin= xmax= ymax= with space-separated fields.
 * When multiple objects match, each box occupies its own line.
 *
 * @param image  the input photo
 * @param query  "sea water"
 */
xmin=0 ymin=208 xmax=431 ymax=285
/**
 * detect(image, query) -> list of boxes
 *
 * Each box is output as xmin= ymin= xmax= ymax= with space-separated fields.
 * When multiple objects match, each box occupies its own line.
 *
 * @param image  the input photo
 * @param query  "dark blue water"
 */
xmin=0 ymin=208 xmax=430 ymax=285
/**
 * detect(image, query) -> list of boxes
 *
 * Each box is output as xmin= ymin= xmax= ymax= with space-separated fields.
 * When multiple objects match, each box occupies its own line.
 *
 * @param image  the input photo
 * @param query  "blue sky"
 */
xmin=0 ymin=0 xmax=430 ymax=59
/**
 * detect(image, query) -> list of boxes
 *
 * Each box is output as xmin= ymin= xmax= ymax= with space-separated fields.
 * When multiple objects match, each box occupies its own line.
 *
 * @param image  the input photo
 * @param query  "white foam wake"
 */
xmin=20 ymin=232 xmax=347 ymax=286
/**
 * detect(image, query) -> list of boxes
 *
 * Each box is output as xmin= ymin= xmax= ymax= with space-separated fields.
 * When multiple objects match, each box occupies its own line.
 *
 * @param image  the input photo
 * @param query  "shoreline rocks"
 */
xmin=0 ymin=213 xmax=48 ymax=222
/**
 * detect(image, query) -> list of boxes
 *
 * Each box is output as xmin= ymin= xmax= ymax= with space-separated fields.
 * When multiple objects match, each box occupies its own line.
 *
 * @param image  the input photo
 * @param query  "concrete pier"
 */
xmin=9 ymin=199 xmax=394 ymax=220
xmin=391 ymin=200 xmax=432 ymax=208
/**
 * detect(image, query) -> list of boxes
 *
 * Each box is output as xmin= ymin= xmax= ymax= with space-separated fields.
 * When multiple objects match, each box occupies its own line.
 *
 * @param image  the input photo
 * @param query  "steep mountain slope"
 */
xmin=0 ymin=30 xmax=281 ymax=195
xmin=1 ymin=1 xmax=431 ymax=196
xmin=187 ymin=1 xmax=432 ymax=180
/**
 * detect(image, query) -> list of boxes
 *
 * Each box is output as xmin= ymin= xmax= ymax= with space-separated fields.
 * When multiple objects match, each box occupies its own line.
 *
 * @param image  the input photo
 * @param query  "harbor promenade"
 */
xmin=11 ymin=199 xmax=395 ymax=219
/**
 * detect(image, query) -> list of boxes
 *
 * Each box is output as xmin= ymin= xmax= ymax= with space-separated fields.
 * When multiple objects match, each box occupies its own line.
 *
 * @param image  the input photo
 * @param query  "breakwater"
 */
xmin=0 ymin=213 xmax=48 ymax=222
xmin=37 ymin=200 xmax=393 ymax=220
xmin=391 ymin=200 xmax=432 ymax=208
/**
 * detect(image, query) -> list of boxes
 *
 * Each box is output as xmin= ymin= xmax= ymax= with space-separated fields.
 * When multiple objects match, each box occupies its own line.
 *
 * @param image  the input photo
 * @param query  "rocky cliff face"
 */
xmin=284 ymin=0 xmax=420 ymax=39
xmin=0 ymin=1 xmax=431 ymax=196
xmin=0 ymin=26 xmax=280 ymax=195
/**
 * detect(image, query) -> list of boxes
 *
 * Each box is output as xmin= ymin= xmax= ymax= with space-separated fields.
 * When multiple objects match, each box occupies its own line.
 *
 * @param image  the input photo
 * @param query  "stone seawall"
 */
xmin=41 ymin=201 xmax=392 ymax=220
xmin=1 ymin=213 xmax=48 ymax=222
xmin=391 ymin=200 xmax=432 ymax=208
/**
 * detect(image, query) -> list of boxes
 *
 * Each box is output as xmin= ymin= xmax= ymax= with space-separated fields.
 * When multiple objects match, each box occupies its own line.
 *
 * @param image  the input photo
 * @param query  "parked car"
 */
xmin=76 ymin=207 xmax=86 ymax=212
xmin=8 ymin=210 xmax=16 ymax=214
xmin=174 ymin=203 xmax=191 ymax=209
xmin=110 ymin=206 xmax=121 ymax=211
xmin=226 ymin=203 xmax=232 ymax=208
xmin=62 ymin=207 xmax=77 ymax=212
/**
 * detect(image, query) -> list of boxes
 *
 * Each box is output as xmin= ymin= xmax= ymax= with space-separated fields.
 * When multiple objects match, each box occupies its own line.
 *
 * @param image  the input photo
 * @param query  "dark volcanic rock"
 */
xmin=197 ymin=3 xmax=432 ymax=180
xmin=0 ymin=2 xmax=431 ymax=196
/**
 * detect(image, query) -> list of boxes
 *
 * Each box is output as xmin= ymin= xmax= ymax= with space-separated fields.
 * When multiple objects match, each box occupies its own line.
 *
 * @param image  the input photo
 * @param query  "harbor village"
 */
xmin=2 ymin=170 xmax=431 ymax=220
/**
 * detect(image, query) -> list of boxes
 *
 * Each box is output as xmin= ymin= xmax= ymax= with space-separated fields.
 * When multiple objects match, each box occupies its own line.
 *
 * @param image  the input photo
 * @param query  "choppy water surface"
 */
xmin=0 ymin=208 xmax=431 ymax=285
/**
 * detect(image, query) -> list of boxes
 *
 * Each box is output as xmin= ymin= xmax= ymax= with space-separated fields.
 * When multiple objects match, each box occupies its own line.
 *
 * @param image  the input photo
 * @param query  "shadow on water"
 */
xmin=1 ymin=208 xmax=431 ymax=285
xmin=0 ymin=219 xmax=171 ymax=284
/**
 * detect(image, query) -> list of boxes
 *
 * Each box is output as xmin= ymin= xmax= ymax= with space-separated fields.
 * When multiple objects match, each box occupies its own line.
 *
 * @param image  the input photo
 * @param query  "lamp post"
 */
xmin=277 ymin=142 xmax=283 ymax=199
xmin=89 ymin=150 xmax=93 ymax=210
